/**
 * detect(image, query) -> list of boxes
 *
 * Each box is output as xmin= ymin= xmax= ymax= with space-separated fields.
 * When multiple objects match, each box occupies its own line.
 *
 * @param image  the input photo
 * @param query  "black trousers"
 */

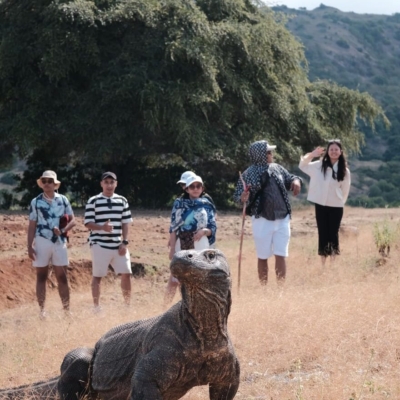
xmin=315 ymin=204 xmax=343 ymax=256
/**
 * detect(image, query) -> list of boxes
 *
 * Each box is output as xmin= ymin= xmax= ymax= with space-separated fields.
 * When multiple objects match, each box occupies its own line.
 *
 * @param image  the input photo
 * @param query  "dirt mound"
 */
xmin=0 ymin=258 xmax=93 ymax=310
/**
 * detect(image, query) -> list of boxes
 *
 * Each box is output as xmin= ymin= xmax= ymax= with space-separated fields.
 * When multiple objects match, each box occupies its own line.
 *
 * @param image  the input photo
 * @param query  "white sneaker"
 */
xmin=39 ymin=310 xmax=47 ymax=320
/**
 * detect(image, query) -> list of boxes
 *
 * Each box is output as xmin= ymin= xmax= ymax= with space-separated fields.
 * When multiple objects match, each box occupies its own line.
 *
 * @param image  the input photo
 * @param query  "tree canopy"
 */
xmin=0 ymin=0 xmax=389 ymax=207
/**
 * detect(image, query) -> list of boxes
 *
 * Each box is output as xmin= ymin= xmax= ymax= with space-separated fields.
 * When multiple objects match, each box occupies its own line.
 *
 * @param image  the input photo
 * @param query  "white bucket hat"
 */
xmin=37 ymin=170 xmax=61 ymax=190
xmin=177 ymin=171 xmax=196 ymax=185
xmin=185 ymin=175 xmax=203 ymax=187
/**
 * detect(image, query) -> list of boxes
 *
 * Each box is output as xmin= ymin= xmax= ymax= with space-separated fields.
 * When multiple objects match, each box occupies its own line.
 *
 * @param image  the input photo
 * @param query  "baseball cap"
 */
xmin=177 ymin=171 xmax=196 ymax=185
xmin=101 ymin=171 xmax=117 ymax=181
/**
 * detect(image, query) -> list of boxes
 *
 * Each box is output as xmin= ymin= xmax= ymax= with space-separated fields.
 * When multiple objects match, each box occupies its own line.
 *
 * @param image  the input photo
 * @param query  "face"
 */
xmin=41 ymin=178 xmax=55 ymax=192
xmin=327 ymin=143 xmax=342 ymax=162
xmin=266 ymin=150 xmax=274 ymax=163
xmin=186 ymin=182 xmax=203 ymax=199
xmin=101 ymin=178 xmax=117 ymax=196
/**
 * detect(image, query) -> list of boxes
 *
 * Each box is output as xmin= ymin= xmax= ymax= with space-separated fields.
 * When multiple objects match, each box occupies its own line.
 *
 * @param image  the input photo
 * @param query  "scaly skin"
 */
xmin=1 ymin=249 xmax=240 ymax=400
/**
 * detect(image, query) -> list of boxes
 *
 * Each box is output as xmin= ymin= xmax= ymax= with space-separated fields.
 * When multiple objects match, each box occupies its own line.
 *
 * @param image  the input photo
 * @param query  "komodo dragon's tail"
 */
xmin=0 ymin=377 xmax=59 ymax=399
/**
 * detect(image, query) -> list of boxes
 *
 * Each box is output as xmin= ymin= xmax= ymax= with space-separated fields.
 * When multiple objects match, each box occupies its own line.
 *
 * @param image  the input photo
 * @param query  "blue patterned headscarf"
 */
xmin=243 ymin=140 xmax=274 ymax=192
xmin=169 ymin=196 xmax=217 ymax=245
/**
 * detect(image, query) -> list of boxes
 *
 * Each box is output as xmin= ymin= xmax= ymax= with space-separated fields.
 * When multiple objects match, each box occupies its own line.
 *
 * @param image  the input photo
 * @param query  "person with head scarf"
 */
xmin=233 ymin=140 xmax=302 ymax=285
xmin=27 ymin=170 xmax=76 ymax=319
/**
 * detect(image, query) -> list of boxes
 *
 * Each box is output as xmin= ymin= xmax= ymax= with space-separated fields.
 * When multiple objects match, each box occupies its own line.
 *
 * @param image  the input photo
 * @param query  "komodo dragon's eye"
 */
xmin=206 ymin=252 xmax=216 ymax=261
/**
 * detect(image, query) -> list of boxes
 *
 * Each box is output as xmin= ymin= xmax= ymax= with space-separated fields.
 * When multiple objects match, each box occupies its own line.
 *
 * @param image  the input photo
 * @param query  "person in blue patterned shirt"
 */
xmin=27 ymin=170 xmax=75 ymax=319
xmin=164 ymin=174 xmax=217 ymax=305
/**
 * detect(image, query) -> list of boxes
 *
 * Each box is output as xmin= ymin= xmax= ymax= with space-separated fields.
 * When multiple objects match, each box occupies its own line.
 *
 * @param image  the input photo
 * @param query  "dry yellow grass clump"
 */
xmin=1 ymin=206 xmax=400 ymax=399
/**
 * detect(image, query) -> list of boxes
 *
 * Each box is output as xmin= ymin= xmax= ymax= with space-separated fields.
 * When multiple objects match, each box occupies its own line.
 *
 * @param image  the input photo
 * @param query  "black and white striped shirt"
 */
xmin=84 ymin=193 xmax=132 ymax=249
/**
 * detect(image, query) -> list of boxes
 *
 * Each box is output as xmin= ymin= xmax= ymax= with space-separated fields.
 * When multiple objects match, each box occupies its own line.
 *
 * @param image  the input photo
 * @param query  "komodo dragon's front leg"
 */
xmin=209 ymin=358 xmax=240 ymax=400
xmin=209 ymin=382 xmax=239 ymax=400
xmin=130 ymin=383 xmax=163 ymax=400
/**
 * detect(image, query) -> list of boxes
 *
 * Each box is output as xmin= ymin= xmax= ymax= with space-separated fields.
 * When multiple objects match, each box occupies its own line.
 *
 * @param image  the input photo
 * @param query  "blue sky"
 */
xmin=270 ymin=0 xmax=399 ymax=15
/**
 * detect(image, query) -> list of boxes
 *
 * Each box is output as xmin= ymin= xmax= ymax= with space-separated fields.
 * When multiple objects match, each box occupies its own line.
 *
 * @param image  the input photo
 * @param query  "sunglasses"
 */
xmin=188 ymin=183 xmax=203 ymax=190
xmin=41 ymin=178 xmax=54 ymax=184
xmin=267 ymin=151 xmax=273 ymax=155
xmin=107 ymin=198 xmax=113 ymax=209
xmin=328 ymin=139 xmax=341 ymax=144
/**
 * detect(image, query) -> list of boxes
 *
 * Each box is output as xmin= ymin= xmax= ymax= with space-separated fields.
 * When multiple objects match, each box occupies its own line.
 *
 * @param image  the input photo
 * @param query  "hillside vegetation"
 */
xmin=272 ymin=4 xmax=400 ymax=207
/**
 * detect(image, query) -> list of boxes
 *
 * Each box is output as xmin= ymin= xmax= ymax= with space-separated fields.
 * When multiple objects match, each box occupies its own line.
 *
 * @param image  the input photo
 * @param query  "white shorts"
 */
xmin=171 ymin=236 xmax=210 ymax=283
xmin=251 ymin=215 xmax=291 ymax=259
xmin=33 ymin=236 xmax=69 ymax=267
xmin=90 ymin=244 xmax=132 ymax=277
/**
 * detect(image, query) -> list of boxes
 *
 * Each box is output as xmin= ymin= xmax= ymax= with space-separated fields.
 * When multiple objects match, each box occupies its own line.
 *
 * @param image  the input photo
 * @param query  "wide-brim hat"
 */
xmin=185 ymin=175 xmax=203 ymax=187
xmin=37 ymin=170 xmax=61 ymax=189
xmin=177 ymin=170 xmax=196 ymax=185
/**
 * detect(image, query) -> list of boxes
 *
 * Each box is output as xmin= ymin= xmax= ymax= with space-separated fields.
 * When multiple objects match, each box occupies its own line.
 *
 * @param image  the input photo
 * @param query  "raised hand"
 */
xmin=103 ymin=219 xmax=113 ymax=233
xmin=311 ymin=146 xmax=325 ymax=158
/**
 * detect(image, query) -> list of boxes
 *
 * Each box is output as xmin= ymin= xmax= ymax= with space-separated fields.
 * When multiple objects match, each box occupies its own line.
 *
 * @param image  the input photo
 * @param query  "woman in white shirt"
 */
xmin=299 ymin=140 xmax=351 ymax=265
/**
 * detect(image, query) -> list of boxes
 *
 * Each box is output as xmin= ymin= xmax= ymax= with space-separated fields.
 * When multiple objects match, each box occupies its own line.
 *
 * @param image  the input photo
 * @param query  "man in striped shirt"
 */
xmin=84 ymin=172 xmax=132 ymax=311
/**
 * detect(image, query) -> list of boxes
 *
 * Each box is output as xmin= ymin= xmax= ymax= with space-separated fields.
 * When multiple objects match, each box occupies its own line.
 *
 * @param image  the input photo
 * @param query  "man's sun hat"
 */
xmin=177 ymin=171 xmax=196 ymax=185
xmin=37 ymin=170 xmax=61 ymax=189
xmin=101 ymin=171 xmax=117 ymax=181
xmin=185 ymin=175 xmax=203 ymax=187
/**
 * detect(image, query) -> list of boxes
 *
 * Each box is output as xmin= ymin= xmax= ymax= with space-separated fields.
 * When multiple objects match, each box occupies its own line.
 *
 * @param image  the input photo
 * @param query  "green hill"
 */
xmin=271 ymin=4 xmax=400 ymax=207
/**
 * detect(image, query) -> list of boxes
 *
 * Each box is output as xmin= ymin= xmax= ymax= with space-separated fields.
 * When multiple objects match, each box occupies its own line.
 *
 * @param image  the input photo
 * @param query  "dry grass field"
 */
xmin=1 ymin=206 xmax=400 ymax=399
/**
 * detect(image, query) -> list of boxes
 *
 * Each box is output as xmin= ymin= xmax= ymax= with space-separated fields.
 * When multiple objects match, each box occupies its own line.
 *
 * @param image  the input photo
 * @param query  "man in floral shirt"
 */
xmin=27 ymin=171 xmax=75 ymax=319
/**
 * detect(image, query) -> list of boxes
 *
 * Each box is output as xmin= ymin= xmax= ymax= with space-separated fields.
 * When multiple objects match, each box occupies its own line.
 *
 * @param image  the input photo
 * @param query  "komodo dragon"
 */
xmin=0 ymin=249 xmax=240 ymax=400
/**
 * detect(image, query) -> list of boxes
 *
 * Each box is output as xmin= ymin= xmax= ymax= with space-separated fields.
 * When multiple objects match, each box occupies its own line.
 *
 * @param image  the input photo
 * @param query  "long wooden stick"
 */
xmin=238 ymin=172 xmax=249 ymax=294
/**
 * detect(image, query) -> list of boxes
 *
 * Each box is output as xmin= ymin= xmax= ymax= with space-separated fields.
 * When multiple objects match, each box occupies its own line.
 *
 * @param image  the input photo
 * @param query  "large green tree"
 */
xmin=0 ymin=0 xmax=389 ymax=206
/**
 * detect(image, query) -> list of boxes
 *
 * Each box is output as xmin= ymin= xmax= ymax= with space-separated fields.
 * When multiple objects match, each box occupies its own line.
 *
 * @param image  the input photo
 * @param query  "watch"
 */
xmin=122 ymin=240 xmax=129 ymax=245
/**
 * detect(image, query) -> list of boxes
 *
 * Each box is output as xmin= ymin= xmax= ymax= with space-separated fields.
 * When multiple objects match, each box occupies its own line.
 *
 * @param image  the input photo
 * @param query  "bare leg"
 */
xmin=257 ymin=258 xmax=268 ymax=285
xmin=320 ymin=255 xmax=327 ymax=266
xmin=91 ymin=276 xmax=102 ymax=307
xmin=53 ymin=266 xmax=70 ymax=310
xmin=36 ymin=266 xmax=49 ymax=311
xmin=164 ymin=275 xmax=180 ymax=307
xmin=275 ymin=255 xmax=286 ymax=284
xmin=120 ymin=274 xmax=131 ymax=305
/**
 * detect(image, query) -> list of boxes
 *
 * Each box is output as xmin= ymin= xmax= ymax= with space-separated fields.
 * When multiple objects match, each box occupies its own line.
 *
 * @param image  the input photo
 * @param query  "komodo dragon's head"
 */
xmin=170 ymin=249 xmax=232 ymax=329
xmin=171 ymin=249 xmax=230 ymax=285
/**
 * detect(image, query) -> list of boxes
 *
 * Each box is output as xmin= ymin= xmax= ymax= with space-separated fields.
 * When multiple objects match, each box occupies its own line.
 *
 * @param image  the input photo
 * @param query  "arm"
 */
xmin=279 ymin=165 xmax=303 ymax=194
xmin=62 ymin=215 xmax=76 ymax=233
xmin=299 ymin=146 xmax=324 ymax=174
xmin=168 ymin=200 xmax=180 ymax=259
xmin=27 ymin=220 xmax=37 ymax=261
xmin=193 ymin=206 xmax=216 ymax=242
xmin=342 ymin=169 xmax=351 ymax=204
xmin=233 ymin=174 xmax=252 ymax=205
xmin=168 ymin=231 xmax=177 ymax=260
xmin=233 ymin=172 xmax=254 ymax=206
xmin=85 ymin=221 xmax=113 ymax=232
xmin=62 ymin=199 xmax=76 ymax=233
xmin=233 ymin=177 xmax=244 ymax=205
xmin=84 ymin=199 xmax=113 ymax=232
xmin=118 ymin=222 xmax=130 ymax=256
